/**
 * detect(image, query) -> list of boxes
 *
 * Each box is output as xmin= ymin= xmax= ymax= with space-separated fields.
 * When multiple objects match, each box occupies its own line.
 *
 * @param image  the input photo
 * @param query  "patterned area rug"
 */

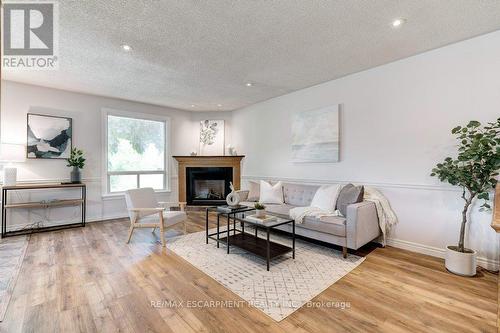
xmin=0 ymin=235 xmax=29 ymax=321
xmin=167 ymin=228 xmax=365 ymax=321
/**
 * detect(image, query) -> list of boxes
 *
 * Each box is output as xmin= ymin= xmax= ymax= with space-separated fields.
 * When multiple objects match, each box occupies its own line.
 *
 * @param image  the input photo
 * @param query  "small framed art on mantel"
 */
xmin=199 ymin=120 xmax=225 ymax=156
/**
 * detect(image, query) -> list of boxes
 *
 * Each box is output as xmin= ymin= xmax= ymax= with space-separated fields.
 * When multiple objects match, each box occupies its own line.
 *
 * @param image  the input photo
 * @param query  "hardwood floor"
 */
xmin=0 ymin=211 xmax=497 ymax=333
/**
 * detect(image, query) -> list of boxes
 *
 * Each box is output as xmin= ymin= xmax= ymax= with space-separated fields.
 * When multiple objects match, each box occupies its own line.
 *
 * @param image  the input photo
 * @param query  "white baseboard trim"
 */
xmin=386 ymin=237 xmax=499 ymax=271
xmin=87 ymin=213 xmax=129 ymax=223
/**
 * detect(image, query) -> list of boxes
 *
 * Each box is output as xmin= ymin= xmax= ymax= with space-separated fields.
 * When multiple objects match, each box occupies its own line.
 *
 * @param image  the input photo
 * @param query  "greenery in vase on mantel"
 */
xmin=67 ymin=147 xmax=86 ymax=183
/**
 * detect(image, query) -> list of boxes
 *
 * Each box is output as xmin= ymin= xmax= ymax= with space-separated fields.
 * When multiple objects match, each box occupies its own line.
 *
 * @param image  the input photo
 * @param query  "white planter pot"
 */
xmin=255 ymin=209 xmax=265 ymax=218
xmin=445 ymin=246 xmax=477 ymax=277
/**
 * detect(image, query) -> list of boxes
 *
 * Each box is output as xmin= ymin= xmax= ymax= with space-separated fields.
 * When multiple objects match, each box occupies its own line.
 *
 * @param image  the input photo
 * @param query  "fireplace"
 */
xmin=173 ymin=155 xmax=244 ymax=205
xmin=186 ymin=167 xmax=233 ymax=205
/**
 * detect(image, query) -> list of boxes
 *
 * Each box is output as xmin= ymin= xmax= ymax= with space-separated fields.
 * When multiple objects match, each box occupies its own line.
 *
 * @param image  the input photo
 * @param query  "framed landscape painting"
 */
xmin=27 ymin=113 xmax=72 ymax=159
xmin=199 ymin=120 xmax=225 ymax=155
xmin=291 ymin=104 xmax=340 ymax=162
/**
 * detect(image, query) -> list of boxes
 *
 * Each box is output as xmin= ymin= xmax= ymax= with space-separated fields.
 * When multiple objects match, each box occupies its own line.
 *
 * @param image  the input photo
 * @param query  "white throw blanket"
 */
xmin=289 ymin=206 xmax=342 ymax=224
xmin=289 ymin=185 xmax=398 ymax=245
xmin=363 ymin=186 xmax=398 ymax=245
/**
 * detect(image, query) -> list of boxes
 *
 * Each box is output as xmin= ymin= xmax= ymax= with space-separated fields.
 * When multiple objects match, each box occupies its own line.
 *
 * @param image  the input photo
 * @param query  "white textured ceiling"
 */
xmin=4 ymin=1 xmax=500 ymax=111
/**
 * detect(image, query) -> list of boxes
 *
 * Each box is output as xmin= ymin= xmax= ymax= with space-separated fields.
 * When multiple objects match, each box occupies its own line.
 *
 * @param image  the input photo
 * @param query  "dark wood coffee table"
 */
xmin=206 ymin=206 xmax=295 ymax=271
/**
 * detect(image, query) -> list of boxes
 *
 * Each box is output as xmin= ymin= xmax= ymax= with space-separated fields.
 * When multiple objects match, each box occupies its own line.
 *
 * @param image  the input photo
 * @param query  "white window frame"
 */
xmin=101 ymin=108 xmax=171 ymax=196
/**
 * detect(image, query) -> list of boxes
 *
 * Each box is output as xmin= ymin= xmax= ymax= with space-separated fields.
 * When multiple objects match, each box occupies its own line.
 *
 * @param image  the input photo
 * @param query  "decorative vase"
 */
xmin=255 ymin=209 xmax=265 ymax=218
xmin=445 ymin=245 xmax=476 ymax=276
xmin=226 ymin=182 xmax=240 ymax=207
xmin=70 ymin=166 xmax=82 ymax=183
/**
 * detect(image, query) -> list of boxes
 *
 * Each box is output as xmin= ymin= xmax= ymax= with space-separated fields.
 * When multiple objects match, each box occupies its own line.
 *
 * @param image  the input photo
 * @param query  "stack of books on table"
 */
xmin=217 ymin=205 xmax=247 ymax=213
xmin=245 ymin=214 xmax=277 ymax=224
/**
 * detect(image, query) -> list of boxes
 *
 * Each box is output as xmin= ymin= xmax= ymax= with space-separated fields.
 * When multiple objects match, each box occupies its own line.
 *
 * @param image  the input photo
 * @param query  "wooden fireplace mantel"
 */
xmin=173 ymin=156 xmax=244 ymax=203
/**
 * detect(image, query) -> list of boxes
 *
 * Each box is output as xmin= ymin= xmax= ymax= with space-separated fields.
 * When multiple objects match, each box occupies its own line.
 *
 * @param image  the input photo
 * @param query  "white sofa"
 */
xmin=238 ymin=182 xmax=380 ymax=256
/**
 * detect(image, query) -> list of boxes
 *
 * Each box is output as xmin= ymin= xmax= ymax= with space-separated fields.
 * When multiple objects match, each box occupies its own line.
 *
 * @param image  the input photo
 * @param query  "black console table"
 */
xmin=1 ymin=183 xmax=86 ymax=238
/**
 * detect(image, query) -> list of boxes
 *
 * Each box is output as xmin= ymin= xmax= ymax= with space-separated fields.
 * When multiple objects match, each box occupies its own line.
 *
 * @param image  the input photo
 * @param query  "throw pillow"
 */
xmin=336 ymin=184 xmax=354 ymax=209
xmin=247 ymin=181 xmax=260 ymax=202
xmin=310 ymin=184 xmax=341 ymax=212
xmin=259 ymin=180 xmax=284 ymax=204
xmin=336 ymin=184 xmax=364 ymax=216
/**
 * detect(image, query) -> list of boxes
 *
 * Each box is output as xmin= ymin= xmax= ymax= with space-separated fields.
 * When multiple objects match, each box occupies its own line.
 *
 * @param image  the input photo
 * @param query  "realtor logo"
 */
xmin=2 ymin=1 xmax=59 ymax=70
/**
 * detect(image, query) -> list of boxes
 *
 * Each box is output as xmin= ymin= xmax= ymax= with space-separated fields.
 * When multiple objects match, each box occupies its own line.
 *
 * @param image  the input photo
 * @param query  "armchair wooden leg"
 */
xmin=126 ymin=225 xmax=135 ymax=244
xmin=342 ymin=246 xmax=347 ymax=258
xmin=159 ymin=213 xmax=165 ymax=247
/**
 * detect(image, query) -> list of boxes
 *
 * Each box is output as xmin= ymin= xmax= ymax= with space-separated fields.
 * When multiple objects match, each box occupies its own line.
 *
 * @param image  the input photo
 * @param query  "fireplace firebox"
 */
xmin=186 ymin=167 xmax=233 ymax=205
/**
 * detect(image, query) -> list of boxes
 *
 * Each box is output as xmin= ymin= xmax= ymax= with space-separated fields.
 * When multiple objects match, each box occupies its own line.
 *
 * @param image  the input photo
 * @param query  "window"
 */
xmin=103 ymin=110 xmax=169 ymax=194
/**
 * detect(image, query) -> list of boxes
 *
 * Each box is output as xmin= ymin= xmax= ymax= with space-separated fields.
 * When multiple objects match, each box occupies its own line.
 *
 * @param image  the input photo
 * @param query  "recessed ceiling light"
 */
xmin=190 ymin=104 xmax=196 ymax=108
xmin=392 ymin=18 xmax=406 ymax=28
xmin=121 ymin=44 xmax=132 ymax=51
xmin=217 ymin=104 xmax=222 ymax=107
xmin=245 ymin=82 xmax=253 ymax=87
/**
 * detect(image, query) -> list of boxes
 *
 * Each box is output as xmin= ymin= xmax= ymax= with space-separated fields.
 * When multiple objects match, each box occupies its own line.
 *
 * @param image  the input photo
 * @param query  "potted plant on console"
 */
xmin=254 ymin=203 xmax=266 ymax=218
xmin=67 ymin=147 xmax=86 ymax=184
xmin=431 ymin=118 xmax=499 ymax=276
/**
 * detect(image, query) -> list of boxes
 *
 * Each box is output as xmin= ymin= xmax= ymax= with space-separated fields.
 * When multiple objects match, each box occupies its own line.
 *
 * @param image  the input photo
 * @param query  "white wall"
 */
xmin=232 ymin=31 xmax=500 ymax=269
xmin=0 ymin=81 xmax=232 ymax=226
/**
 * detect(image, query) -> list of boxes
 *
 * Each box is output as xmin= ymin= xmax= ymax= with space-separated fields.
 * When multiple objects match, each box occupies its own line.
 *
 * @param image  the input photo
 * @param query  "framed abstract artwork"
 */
xmin=291 ymin=104 xmax=340 ymax=162
xmin=199 ymin=120 xmax=224 ymax=156
xmin=27 ymin=113 xmax=72 ymax=159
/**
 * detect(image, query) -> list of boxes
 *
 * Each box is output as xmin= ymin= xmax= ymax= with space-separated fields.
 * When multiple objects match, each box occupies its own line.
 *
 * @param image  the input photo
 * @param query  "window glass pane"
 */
xmin=140 ymin=174 xmax=164 ymax=190
xmin=110 ymin=174 xmax=137 ymax=192
xmin=107 ymin=115 xmax=165 ymax=172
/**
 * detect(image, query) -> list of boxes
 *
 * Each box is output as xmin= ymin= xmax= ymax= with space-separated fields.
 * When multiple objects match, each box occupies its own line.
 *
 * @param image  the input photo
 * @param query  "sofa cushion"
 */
xmin=336 ymin=184 xmax=364 ymax=216
xmin=300 ymin=216 xmax=347 ymax=237
xmin=140 ymin=211 xmax=187 ymax=227
xmin=240 ymin=201 xmax=257 ymax=208
xmin=265 ymin=204 xmax=296 ymax=217
xmin=283 ymin=183 xmax=318 ymax=206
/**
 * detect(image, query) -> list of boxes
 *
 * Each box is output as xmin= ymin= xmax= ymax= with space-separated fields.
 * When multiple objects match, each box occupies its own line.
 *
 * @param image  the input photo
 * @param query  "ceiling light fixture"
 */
xmin=217 ymin=104 xmax=222 ymax=107
xmin=121 ymin=44 xmax=132 ymax=51
xmin=245 ymin=82 xmax=253 ymax=87
xmin=391 ymin=18 xmax=406 ymax=28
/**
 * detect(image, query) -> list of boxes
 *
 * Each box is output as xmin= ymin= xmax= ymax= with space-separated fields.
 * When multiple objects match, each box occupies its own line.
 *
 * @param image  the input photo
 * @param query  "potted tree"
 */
xmin=67 ymin=147 xmax=85 ymax=183
xmin=431 ymin=118 xmax=499 ymax=276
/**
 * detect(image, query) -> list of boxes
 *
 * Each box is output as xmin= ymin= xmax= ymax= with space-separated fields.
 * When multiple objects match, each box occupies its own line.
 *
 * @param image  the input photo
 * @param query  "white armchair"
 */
xmin=124 ymin=187 xmax=187 ymax=247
